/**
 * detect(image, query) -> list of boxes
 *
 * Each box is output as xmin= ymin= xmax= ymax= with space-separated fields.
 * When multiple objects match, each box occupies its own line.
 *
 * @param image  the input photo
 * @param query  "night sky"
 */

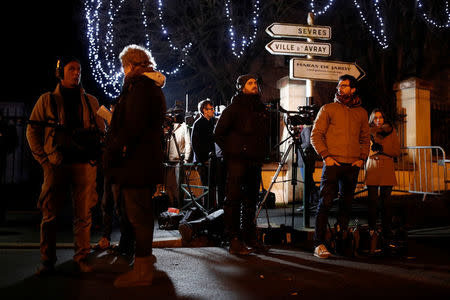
xmin=2 ymin=1 xmax=449 ymax=112
xmin=3 ymin=2 xmax=86 ymax=104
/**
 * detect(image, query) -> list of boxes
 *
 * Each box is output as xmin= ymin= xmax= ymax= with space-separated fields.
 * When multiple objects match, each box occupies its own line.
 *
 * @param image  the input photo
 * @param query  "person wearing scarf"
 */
xmin=365 ymin=109 xmax=401 ymax=254
xmin=310 ymin=74 xmax=370 ymax=258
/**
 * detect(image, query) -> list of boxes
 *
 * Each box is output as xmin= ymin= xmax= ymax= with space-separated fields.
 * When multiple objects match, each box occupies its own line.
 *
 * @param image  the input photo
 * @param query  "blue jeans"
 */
xmin=314 ymin=164 xmax=360 ymax=246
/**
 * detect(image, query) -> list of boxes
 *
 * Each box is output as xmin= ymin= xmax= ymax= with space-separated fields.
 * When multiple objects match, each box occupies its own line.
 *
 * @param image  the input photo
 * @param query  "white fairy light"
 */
xmin=84 ymin=0 xmax=192 ymax=98
xmin=352 ymin=0 xmax=388 ymax=49
xmin=310 ymin=0 xmax=388 ymax=49
xmin=224 ymin=0 xmax=261 ymax=58
xmin=416 ymin=0 xmax=450 ymax=28
xmin=154 ymin=0 xmax=192 ymax=74
xmin=310 ymin=0 xmax=335 ymax=15
xmin=85 ymin=0 xmax=125 ymax=98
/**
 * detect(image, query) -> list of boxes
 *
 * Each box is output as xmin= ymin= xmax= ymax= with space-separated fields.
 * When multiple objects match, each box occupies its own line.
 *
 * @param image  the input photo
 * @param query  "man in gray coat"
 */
xmin=310 ymin=74 xmax=370 ymax=258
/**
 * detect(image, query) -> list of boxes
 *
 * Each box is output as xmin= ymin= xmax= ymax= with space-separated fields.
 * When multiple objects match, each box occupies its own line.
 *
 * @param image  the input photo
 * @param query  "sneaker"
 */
xmin=314 ymin=244 xmax=331 ymax=259
xmin=93 ymin=237 xmax=111 ymax=250
xmin=229 ymin=238 xmax=255 ymax=255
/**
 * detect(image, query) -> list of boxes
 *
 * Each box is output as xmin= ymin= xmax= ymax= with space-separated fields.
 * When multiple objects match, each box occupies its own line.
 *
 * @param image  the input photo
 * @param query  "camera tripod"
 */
xmin=255 ymin=124 xmax=315 ymax=229
xmin=163 ymin=124 xmax=210 ymax=217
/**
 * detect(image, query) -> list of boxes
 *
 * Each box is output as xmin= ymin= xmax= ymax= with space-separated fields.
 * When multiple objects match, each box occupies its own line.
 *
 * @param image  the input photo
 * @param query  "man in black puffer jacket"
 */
xmin=104 ymin=44 xmax=166 ymax=287
xmin=214 ymin=74 xmax=269 ymax=255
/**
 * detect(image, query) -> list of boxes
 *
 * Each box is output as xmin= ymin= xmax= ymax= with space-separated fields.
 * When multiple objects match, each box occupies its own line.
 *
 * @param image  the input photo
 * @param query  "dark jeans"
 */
xmin=367 ymin=185 xmax=393 ymax=234
xmin=101 ymin=177 xmax=135 ymax=250
xmin=121 ymin=186 xmax=155 ymax=257
xmin=314 ymin=164 xmax=360 ymax=246
xmin=197 ymin=159 xmax=226 ymax=210
xmin=101 ymin=175 xmax=115 ymax=239
xmin=209 ymin=158 xmax=226 ymax=209
xmin=223 ymin=160 xmax=261 ymax=242
xmin=111 ymin=184 xmax=135 ymax=253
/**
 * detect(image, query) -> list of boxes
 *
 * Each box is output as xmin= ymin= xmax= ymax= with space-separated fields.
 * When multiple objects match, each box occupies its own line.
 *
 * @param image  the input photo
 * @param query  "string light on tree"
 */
xmin=85 ymin=0 xmax=125 ymax=98
xmin=352 ymin=0 xmax=388 ymax=49
xmin=84 ymin=0 xmax=193 ymax=98
xmin=154 ymin=0 xmax=193 ymax=75
xmin=416 ymin=0 xmax=450 ymax=28
xmin=310 ymin=0 xmax=335 ymax=15
xmin=310 ymin=0 xmax=388 ymax=49
xmin=224 ymin=0 xmax=261 ymax=58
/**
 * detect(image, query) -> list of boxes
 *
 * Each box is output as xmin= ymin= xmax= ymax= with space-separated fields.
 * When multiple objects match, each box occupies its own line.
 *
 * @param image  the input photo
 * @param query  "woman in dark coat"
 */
xmin=105 ymin=44 xmax=166 ymax=287
xmin=365 ymin=109 xmax=400 ymax=243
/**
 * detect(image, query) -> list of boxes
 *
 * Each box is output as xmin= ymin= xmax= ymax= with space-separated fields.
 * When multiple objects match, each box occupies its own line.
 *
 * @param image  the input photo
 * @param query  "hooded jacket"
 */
xmin=104 ymin=68 xmax=166 ymax=186
xmin=310 ymin=95 xmax=370 ymax=164
xmin=214 ymin=93 xmax=269 ymax=163
xmin=26 ymin=83 xmax=105 ymax=166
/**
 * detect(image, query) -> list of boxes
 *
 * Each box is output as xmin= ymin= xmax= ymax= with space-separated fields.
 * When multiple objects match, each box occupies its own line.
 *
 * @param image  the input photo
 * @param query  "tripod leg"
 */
xmin=255 ymin=142 xmax=294 ymax=222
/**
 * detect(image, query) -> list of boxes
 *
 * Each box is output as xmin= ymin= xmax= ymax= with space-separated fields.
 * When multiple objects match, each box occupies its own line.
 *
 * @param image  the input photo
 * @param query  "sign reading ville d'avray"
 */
xmin=289 ymin=58 xmax=366 ymax=82
xmin=265 ymin=40 xmax=331 ymax=57
xmin=266 ymin=23 xmax=331 ymax=40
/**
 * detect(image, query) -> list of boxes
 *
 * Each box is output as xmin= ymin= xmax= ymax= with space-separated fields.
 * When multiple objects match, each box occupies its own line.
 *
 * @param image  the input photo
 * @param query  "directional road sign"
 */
xmin=289 ymin=58 xmax=366 ymax=82
xmin=265 ymin=40 xmax=331 ymax=57
xmin=266 ymin=23 xmax=331 ymax=40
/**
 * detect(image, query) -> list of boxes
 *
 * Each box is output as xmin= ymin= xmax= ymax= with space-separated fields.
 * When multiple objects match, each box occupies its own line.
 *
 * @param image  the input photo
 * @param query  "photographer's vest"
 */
xmin=49 ymin=91 xmax=102 ymax=164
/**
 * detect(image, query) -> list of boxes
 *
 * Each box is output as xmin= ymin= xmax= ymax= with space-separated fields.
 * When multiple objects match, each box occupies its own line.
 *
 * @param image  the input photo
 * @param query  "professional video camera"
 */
xmin=285 ymin=105 xmax=318 ymax=126
xmin=164 ymin=107 xmax=185 ymax=130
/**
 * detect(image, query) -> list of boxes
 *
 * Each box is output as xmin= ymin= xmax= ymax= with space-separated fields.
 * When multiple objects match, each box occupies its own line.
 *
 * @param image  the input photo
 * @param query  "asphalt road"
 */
xmin=1 ymin=239 xmax=450 ymax=300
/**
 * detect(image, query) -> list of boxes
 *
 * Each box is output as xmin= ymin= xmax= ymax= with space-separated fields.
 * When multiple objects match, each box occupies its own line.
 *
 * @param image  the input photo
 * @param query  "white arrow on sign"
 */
xmin=266 ymin=23 xmax=331 ymax=40
xmin=265 ymin=40 xmax=331 ymax=57
xmin=289 ymin=58 xmax=365 ymax=82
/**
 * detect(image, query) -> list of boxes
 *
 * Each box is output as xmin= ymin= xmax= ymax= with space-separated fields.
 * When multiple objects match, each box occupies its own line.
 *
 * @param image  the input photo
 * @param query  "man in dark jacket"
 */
xmin=214 ymin=74 xmax=269 ymax=255
xmin=104 ymin=44 xmax=166 ymax=287
xmin=191 ymin=99 xmax=216 ymax=190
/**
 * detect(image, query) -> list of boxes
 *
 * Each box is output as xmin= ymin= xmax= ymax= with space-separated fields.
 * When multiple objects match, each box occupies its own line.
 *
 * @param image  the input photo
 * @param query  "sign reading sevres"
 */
xmin=266 ymin=23 xmax=331 ymax=40
xmin=265 ymin=40 xmax=331 ymax=57
xmin=290 ymin=58 xmax=366 ymax=82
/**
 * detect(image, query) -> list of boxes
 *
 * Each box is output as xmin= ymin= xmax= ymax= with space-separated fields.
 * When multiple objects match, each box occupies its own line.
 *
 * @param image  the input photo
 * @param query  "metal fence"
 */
xmin=0 ymin=102 xmax=34 ymax=185
xmin=394 ymin=146 xmax=448 ymax=195
xmin=353 ymin=146 xmax=449 ymax=197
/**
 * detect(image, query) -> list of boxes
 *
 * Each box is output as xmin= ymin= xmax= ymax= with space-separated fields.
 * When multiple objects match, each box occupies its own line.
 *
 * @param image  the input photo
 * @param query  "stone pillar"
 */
xmin=394 ymin=77 xmax=432 ymax=147
xmin=276 ymin=76 xmax=308 ymax=203
xmin=394 ymin=77 xmax=433 ymax=191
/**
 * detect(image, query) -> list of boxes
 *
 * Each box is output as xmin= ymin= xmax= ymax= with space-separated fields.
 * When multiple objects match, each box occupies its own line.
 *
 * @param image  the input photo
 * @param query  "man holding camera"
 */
xmin=214 ymin=74 xmax=269 ymax=255
xmin=310 ymin=74 xmax=370 ymax=258
xmin=27 ymin=57 xmax=105 ymax=274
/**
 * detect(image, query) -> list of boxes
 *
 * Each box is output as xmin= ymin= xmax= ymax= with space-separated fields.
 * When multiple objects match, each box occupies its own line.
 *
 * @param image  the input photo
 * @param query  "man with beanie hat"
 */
xmin=214 ymin=74 xmax=270 ymax=255
xmin=27 ymin=57 xmax=105 ymax=274
xmin=310 ymin=74 xmax=370 ymax=259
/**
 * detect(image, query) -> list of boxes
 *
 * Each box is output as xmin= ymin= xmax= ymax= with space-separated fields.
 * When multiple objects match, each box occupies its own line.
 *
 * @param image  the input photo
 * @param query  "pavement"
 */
xmin=1 ymin=197 xmax=450 ymax=299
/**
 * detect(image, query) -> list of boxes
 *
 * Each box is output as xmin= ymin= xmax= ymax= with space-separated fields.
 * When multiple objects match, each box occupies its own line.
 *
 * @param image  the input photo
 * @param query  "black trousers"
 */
xmin=223 ymin=160 xmax=261 ymax=242
xmin=121 ymin=186 xmax=155 ymax=257
xmin=367 ymin=185 xmax=393 ymax=234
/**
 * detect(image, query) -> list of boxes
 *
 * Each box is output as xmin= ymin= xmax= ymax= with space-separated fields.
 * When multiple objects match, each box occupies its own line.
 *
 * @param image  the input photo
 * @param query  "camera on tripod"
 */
xmin=164 ymin=109 xmax=185 ymax=131
xmin=285 ymin=105 xmax=317 ymax=126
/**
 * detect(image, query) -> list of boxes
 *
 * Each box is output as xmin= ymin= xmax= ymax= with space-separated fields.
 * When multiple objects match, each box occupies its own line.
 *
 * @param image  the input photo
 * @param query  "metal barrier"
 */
xmin=394 ymin=146 xmax=448 ymax=195
xmin=353 ymin=146 xmax=449 ymax=197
